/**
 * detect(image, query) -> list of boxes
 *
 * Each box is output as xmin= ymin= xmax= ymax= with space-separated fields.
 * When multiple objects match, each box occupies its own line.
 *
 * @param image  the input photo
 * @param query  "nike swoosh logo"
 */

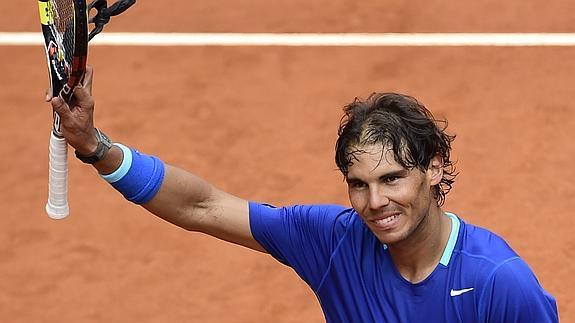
xmin=450 ymin=287 xmax=474 ymax=297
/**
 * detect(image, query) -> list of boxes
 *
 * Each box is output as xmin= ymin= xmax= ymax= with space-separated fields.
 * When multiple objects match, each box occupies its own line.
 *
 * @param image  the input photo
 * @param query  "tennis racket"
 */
xmin=39 ymin=0 xmax=89 ymax=219
xmin=39 ymin=0 xmax=136 ymax=220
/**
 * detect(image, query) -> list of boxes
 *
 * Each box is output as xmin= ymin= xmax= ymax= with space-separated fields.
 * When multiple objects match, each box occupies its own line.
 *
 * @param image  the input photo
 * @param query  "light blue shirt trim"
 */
xmin=439 ymin=212 xmax=460 ymax=266
xmin=100 ymin=143 xmax=133 ymax=183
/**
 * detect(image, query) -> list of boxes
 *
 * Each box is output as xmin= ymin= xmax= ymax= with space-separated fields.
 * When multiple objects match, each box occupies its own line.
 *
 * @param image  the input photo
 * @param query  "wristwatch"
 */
xmin=75 ymin=128 xmax=113 ymax=164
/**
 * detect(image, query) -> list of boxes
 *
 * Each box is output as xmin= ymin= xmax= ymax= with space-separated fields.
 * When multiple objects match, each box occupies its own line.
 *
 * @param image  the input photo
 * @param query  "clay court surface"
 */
xmin=1 ymin=1 xmax=574 ymax=322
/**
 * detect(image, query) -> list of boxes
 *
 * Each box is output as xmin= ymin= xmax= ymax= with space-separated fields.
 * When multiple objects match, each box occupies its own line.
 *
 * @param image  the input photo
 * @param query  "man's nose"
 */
xmin=369 ymin=185 xmax=390 ymax=210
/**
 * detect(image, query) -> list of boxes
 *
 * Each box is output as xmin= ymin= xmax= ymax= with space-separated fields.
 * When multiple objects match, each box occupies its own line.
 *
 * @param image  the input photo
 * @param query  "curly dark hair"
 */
xmin=335 ymin=92 xmax=457 ymax=206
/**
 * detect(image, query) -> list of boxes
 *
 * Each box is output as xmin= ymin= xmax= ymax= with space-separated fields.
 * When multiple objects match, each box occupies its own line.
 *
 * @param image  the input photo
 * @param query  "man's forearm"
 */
xmin=142 ymin=164 xmax=214 ymax=231
xmin=93 ymin=146 xmax=261 ymax=250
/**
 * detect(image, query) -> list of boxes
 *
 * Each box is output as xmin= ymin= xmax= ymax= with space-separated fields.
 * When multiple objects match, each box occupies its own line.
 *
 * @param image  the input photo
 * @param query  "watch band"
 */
xmin=75 ymin=128 xmax=113 ymax=164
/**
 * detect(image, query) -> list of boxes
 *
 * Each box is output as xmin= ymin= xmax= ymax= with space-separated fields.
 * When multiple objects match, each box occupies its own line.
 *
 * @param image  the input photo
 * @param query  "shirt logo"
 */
xmin=450 ymin=287 xmax=474 ymax=297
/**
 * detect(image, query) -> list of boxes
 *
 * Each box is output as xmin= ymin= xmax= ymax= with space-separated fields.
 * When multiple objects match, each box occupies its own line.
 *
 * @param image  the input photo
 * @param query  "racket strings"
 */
xmin=50 ymin=0 xmax=76 ymax=72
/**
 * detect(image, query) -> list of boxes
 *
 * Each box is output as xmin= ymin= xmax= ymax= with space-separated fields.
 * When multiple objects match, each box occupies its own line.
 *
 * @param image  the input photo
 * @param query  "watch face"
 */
xmin=76 ymin=128 xmax=112 ymax=164
xmin=102 ymin=134 xmax=113 ymax=148
xmin=96 ymin=129 xmax=113 ymax=148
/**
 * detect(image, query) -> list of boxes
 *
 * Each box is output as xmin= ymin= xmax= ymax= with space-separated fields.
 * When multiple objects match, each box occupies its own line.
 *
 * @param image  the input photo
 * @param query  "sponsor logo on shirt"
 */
xmin=450 ymin=287 xmax=474 ymax=297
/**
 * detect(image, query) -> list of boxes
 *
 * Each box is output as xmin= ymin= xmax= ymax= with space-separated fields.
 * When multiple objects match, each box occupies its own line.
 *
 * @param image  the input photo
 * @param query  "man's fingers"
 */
xmin=73 ymin=65 xmax=95 ymax=104
xmin=82 ymin=66 xmax=94 ymax=95
xmin=72 ymin=84 xmax=93 ymax=105
xmin=51 ymin=96 xmax=71 ymax=118
xmin=45 ymin=89 xmax=53 ymax=102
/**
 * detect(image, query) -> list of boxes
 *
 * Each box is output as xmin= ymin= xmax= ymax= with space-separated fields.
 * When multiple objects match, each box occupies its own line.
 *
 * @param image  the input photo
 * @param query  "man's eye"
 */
xmin=383 ymin=176 xmax=399 ymax=183
xmin=349 ymin=181 xmax=367 ymax=189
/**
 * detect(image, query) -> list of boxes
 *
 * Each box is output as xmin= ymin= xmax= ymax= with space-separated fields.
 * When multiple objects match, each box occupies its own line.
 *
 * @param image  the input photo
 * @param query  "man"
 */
xmin=49 ymin=67 xmax=558 ymax=322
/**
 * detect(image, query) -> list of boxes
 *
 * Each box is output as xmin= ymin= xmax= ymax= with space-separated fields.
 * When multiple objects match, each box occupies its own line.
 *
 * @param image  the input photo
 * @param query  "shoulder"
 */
xmin=249 ymin=202 xmax=353 ymax=223
xmin=455 ymin=217 xmax=519 ymax=265
xmin=249 ymin=201 xmax=357 ymax=239
xmin=476 ymin=258 xmax=558 ymax=322
xmin=451 ymin=216 xmax=558 ymax=321
xmin=247 ymin=202 xmax=362 ymax=287
xmin=453 ymin=218 xmax=527 ymax=288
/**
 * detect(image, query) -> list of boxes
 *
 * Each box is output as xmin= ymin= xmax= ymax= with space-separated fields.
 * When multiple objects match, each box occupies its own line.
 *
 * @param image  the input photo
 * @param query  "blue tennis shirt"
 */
xmin=249 ymin=202 xmax=558 ymax=322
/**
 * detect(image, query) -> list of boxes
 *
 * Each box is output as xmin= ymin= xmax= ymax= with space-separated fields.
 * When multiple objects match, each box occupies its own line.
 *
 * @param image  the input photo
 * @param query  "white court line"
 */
xmin=3 ymin=32 xmax=575 ymax=46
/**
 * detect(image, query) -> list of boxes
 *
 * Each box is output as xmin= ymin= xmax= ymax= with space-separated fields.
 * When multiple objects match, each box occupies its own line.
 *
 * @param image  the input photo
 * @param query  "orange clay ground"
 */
xmin=0 ymin=1 xmax=573 ymax=322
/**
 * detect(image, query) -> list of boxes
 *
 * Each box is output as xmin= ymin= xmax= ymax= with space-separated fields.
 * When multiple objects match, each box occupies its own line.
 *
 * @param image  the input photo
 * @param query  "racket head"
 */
xmin=39 ymin=0 xmax=88 ymax=103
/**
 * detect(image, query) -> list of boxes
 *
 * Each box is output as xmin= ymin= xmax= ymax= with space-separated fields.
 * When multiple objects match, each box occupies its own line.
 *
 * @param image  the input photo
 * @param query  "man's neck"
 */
xmin=387 ymin=207 xmax=452 ymax=284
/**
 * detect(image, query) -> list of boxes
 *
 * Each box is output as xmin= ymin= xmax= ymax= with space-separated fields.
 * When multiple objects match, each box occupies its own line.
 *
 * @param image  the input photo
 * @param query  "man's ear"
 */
xmin=428 ymin=155 xmax=443 ymax=186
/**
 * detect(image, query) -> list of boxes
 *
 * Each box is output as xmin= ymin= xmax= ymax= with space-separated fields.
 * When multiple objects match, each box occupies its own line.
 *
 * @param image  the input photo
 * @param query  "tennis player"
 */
xmin=49 ymin=67 xmax=558 ymax=322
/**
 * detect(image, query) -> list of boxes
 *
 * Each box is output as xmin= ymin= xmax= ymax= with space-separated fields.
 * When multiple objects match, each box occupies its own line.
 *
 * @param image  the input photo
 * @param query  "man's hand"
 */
xmin=47 ymin=66 xmax=97 ymax=155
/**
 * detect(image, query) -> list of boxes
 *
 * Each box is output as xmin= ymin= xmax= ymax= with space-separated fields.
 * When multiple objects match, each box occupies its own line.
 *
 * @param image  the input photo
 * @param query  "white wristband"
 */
xmin=99 ymin=143 xmax=133 ymax=183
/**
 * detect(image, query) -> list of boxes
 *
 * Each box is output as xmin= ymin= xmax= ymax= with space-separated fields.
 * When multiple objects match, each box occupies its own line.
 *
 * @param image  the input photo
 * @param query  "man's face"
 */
xmin=346 ymin=144 xmax=442 ymax=245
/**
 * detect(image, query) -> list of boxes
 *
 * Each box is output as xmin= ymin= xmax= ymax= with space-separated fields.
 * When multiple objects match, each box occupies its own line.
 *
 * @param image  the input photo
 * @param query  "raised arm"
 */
xmin=49 ymin=66 xmax=265 ymax=252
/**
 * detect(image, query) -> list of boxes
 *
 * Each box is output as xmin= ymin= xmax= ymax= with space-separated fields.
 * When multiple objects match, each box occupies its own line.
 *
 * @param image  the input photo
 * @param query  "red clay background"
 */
xmin=1 ymin=1 xmax=573 ymax=322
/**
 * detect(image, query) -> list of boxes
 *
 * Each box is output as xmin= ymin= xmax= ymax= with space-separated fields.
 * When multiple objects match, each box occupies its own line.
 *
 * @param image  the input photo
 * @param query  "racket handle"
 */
xmin=46 ymin=132 xmax=69 ymax=219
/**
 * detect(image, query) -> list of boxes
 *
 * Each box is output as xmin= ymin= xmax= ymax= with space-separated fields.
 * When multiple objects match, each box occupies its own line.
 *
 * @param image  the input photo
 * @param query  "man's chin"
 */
xmin=368 ymin=225 xmax=409 ymax=246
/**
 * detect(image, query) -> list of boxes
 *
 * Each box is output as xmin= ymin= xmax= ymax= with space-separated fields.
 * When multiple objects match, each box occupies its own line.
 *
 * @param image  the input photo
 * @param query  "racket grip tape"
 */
xmin=46 ymin=132 xmax=69 ymax=219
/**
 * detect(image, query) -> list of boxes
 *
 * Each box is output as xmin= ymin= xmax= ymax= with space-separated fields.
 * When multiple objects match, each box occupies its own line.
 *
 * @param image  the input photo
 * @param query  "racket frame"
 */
xmin=39 ymin=0 xmax=89 ymax=219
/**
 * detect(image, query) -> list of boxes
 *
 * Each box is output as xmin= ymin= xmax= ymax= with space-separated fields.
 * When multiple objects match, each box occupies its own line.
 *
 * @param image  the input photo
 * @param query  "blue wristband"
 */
xmin=101 ymin=145 xmax=166 ymax=205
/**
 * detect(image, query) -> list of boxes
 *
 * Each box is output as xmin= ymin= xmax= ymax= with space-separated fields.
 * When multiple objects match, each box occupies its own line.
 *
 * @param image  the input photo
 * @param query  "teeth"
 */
xmin=375 ymin=214 xmax=397 ymax=225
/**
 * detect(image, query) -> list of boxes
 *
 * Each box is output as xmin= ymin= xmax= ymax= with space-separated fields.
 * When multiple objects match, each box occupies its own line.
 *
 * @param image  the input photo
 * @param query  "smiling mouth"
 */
xmin=375 ymin=214 xmax=397 ymax=225
xmin=371 ymin=212 xmax=400 ymax=229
